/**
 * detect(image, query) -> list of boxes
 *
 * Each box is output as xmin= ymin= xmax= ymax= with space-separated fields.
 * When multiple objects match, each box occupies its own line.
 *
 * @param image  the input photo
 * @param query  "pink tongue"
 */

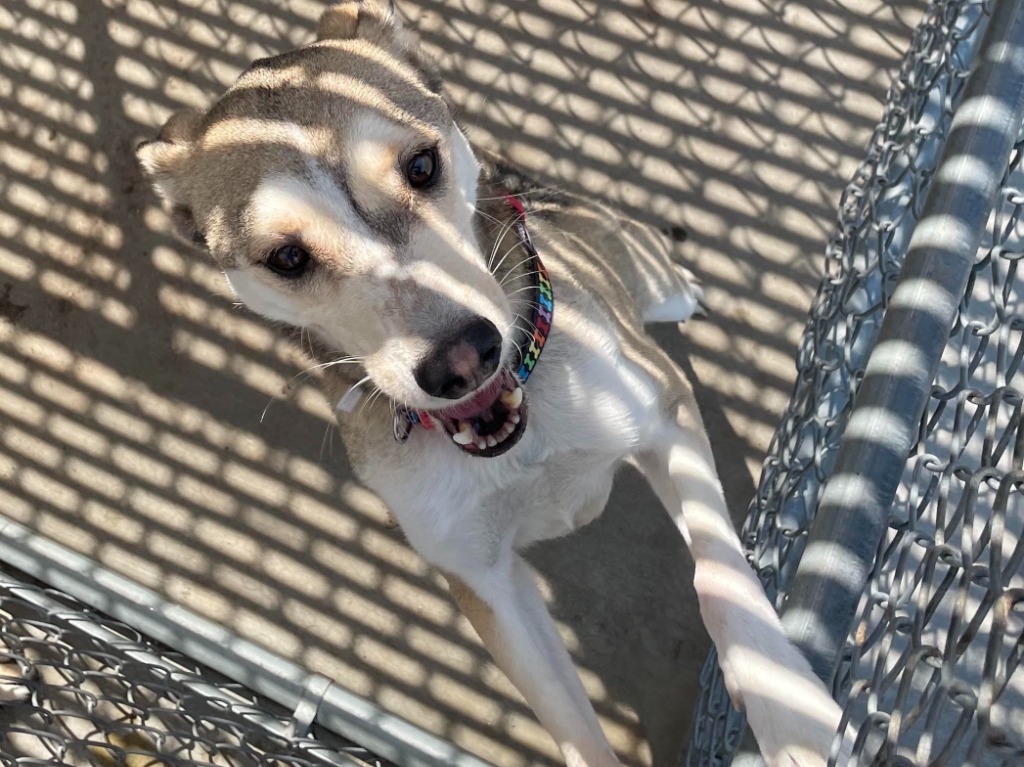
xmin=442 ymin=375 xmax=506 ymax=419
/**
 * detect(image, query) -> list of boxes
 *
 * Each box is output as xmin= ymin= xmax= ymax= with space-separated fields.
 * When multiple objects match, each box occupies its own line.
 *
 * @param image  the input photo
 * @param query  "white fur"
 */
xmin=225 ymin=268 xmax=305 ymax=325
xmin=344 ymin=112 xmax=414 ymax=212
xmin=249 ymin=167 xmax=381 ymax=260
xmin=226 ymin=169 xmax=368 ymax=327
xmin=450 ymin=126 xmax=481 ymax=221
xmin=642 ymin=292 xmax=699 ymax=323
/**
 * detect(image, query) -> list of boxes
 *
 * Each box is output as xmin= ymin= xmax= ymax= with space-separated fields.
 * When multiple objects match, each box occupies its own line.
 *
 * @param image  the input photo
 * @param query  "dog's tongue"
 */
xmin=441 ymin=372 xmax=509 ymax=419
xmin=442 ymin=370 xmax=527 ymax=456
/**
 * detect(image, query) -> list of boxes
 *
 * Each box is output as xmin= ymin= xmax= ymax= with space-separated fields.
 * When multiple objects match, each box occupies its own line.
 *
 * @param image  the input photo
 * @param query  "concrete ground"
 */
xmin=0 ymin=1 xmax=920 ymax=765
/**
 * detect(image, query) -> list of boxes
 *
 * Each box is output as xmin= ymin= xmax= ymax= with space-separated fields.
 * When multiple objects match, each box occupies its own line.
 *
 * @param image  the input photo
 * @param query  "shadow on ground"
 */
xmin=0 ymin=1 xmax=918 ymax=764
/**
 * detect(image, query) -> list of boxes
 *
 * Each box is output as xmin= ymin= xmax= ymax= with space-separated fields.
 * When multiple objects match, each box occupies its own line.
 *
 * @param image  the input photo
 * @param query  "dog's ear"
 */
xmin=317 ymin=1 xmax=395 ymax=41
xmin=401 ymin=28 xmax=444 ymax=95
xmin=136 ymin=109 xmax=207 ymax=248
xmin=317 ymin=1 xmax=443 ymax=94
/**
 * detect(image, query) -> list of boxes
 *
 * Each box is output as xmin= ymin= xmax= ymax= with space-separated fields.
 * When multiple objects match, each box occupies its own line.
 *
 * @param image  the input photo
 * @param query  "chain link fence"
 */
xmin=689 ymin=0 xmax=1024 ymax=765
xmin=0 ymin=567 xmax=394 ymax=767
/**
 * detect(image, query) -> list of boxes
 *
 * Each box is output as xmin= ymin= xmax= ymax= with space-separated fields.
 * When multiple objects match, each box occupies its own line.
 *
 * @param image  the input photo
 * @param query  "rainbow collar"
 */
xmin=394 ymin=193 xmax=554 ymax=442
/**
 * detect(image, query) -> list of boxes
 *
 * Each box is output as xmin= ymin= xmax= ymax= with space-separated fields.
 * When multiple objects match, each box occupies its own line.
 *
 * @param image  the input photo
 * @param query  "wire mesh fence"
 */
xmin=689 ymin=0 xmax=1024 ymax=764
xmin=0 ymin=567 xmax=394 ymax=767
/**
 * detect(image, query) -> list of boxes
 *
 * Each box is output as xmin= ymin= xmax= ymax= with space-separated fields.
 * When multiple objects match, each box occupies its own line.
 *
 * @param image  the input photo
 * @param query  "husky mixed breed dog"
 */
xmin=137 ymin=3 xmax=844 ymax=765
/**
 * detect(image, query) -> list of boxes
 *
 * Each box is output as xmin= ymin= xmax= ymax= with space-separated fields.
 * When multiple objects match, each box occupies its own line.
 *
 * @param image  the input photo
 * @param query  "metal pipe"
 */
xmin=0 ymin=516 xmax=494 ymax=767
xmin=781 ymin=0 xmax=1024 ymax=691
xmin=728 ymin=6 xmax=1024 ymax=765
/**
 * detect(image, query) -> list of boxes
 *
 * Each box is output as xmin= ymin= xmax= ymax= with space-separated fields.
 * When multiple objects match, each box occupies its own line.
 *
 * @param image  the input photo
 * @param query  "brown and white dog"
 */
xmin=137 ymin=3 xmax=844 ymax=765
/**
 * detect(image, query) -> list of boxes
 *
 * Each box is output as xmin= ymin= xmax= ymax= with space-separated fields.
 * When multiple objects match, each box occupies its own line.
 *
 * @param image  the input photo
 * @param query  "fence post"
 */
xmin=778 ymin=0 xmax=1024 ymax=690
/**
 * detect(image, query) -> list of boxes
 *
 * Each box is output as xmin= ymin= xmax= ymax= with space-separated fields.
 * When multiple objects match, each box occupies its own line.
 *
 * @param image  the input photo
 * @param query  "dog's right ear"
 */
xmin=136 ymin=109 xmax=207 ymax=248
xmin=317 ymin=2 xmax=444 ymax=94
xmin=317 ymin=1 xmax=395 ymax=41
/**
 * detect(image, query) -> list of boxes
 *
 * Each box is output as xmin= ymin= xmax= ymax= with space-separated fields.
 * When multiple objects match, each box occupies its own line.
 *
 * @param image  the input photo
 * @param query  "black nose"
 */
xmin=415 ymin=317 xmax=503 ymax=399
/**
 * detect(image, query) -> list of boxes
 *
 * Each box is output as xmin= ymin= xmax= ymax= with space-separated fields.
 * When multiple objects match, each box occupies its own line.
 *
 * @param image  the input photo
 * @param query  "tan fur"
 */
xmin=137 ymin=4 xmax=847 ymax=765
xmin=318 ymin=2 xmax=362 ymax=40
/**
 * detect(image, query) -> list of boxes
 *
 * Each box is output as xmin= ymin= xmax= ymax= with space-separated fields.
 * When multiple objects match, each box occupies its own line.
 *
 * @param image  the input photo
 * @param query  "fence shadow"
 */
xmin=0 ymin=1 xmax=918 ymax=764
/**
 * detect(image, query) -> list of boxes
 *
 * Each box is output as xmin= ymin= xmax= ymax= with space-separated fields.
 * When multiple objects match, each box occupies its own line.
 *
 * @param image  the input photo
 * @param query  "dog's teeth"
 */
xmin=475 ymin=438 xmax=487 ymax=450
xmin=501 ymin=387 xmax=523 ymax=409
xmin=452 ymin=421 xmax=474 ymax=445
xmin=486 ymin=436 xmax=497 ymax=448
xmin=510 ymin=412 xmax=521 ymax=425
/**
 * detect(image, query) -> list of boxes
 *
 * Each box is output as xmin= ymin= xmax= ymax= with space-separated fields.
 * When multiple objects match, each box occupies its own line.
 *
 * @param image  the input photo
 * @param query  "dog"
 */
xmin=137 ymin=3 xmax=845 ymax=765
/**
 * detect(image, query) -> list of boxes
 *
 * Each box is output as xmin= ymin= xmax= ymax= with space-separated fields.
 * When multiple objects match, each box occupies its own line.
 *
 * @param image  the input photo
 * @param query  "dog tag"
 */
xmin=393 ymin=412 xmax=413 ymax=443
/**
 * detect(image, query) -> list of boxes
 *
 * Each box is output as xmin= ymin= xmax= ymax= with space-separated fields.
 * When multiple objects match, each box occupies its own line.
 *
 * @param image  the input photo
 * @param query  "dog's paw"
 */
xmin=561 ymin=743 xmax=626 ymax=767
xmin=674 ymin=264 xmax=708 ymax=319
xmin=766 ymin=737 xmax=852 ymax=767
xmin=641 ymin=263 xmax=708 ymax=323
xmin=746 ymin=699 xmax=845 ymax=767
xmin=734 ymin=656 xmax=846 ymax=767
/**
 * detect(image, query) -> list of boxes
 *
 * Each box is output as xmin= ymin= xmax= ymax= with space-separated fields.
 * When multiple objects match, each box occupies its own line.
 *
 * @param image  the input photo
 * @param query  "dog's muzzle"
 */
xmin=399 ymin=369 xmax=528 ymax=457
xmin=393 ymin=191 xmax=548 ymax=458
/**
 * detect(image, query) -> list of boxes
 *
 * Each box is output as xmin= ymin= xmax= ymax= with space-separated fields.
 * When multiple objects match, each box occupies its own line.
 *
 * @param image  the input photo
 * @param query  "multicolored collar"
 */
xmin=394 ymin=192 xmax=554 ymax=443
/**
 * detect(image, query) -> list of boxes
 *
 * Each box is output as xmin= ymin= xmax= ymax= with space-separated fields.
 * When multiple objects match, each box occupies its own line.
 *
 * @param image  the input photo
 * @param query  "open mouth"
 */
xmin=428 ymin=370 xmax=527 ymax=457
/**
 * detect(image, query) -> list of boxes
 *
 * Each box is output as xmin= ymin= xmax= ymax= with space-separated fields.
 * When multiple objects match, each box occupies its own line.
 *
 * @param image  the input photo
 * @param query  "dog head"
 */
xmin=138 ymin=1 xmax=529 ymax=454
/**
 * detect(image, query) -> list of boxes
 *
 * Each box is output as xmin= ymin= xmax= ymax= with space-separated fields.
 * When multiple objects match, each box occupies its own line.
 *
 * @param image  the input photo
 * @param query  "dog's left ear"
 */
xmin=136 ymin=109 xmax=207 ymax=248
xmin=318 ymin=0 xmax=395 ymax=41
xmin=317 ymin=1 xmax=443 ymax=94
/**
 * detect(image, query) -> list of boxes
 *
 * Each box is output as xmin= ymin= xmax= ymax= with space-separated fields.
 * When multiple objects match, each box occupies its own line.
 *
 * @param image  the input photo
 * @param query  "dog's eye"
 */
xmin=405 ymin=148 xmax=439 ymax=189
xmin=266 ymin=244 xmax=311 ymax=277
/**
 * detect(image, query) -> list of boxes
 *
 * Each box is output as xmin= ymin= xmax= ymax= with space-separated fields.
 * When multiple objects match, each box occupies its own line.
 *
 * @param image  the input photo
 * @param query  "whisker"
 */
xmin=505 ymin=282 xmax=547 ymax=298
xmin=475 ymin=209 xmax=505 ymax=227
xmin=500 ymin=270 xmax=545 ymax=293
xmin=509 ymin=310 xmax=543 ymax=343
xmin=486 ymin=215 xmax=521 ymax=273
xmin=335 ymin=374 xmax=372 ymax=413
xmin=301 ymin=327 xmax=315 ymax=360
xmin=319 ymin=416 xmax=338 ymax=464
xmin=497 ymin=259 xmax=539 ymax=288
xmin=511 ymin=311 xmax=541 ymax=336
xmin=490 ymin=237 xmax=529 ymax=278
xmin=293 ymin=353 xmax=366 ymax=383
xmin=366 ymin=387 xmax=385 ymax=411
xmin=265 ymin=345 xmax=348 ymax=423
xmin=267 ymin=355 xmax=364 ymax=423
xmin=475 ymin=184 xmax=568 ymax=204
xmin=356 ymin=383 xmax=385 ymax=420
xmin=260 ymin=395 xmax=278 ymax=425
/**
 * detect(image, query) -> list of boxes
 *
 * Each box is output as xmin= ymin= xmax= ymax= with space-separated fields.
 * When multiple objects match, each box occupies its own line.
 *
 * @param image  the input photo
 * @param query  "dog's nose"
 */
xmin=415 ymin=317 xmax=503 ymax=400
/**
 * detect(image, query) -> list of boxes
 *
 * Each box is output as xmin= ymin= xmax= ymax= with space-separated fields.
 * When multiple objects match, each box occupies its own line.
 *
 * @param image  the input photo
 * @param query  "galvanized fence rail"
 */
xmin=689 ymin=0 xmax=1024 ymax=765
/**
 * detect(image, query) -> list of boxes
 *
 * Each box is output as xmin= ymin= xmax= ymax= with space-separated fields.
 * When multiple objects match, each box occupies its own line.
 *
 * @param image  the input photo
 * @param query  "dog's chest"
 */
xmin=369 ymin=345 xmax=662 ymax=565
xmin=506 ymin=347 xmax=661 ymax=543
xmin=362 ymin=297 xmax=667 ymax=567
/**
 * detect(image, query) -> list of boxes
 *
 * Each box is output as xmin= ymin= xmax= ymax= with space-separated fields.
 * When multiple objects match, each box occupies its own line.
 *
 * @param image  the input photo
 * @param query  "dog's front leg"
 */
xmin=444 ymin=554 xmax=622 ymax=767
xmin=636 ymin=400 xmax=843 ymax=767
